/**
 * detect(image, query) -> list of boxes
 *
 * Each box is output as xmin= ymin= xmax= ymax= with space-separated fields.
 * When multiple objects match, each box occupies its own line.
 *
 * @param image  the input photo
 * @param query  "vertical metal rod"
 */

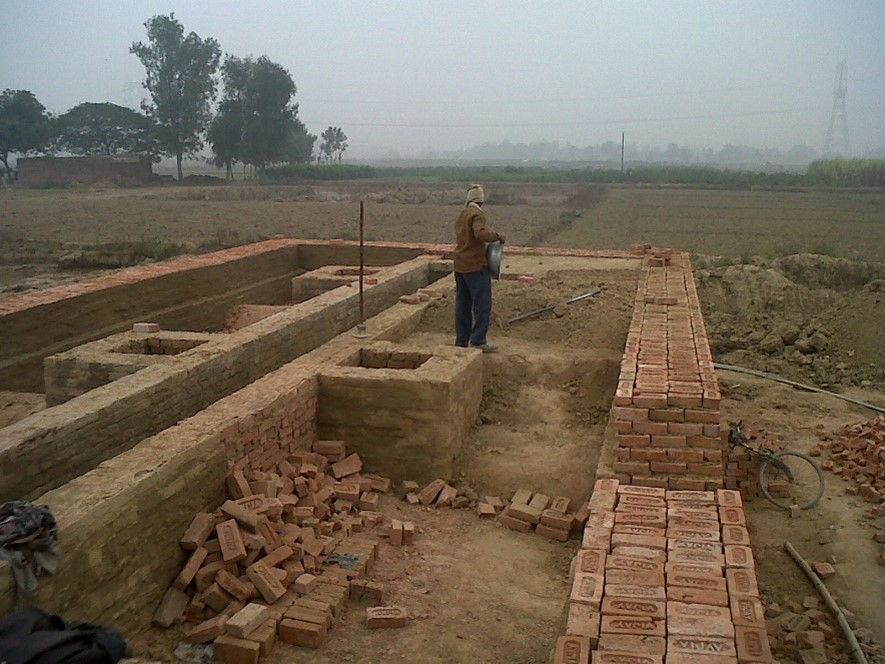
xmin=359 ymin=200 xmax=365 ymax=324
xmin=620 ymin=132 xmax=625 ymax=173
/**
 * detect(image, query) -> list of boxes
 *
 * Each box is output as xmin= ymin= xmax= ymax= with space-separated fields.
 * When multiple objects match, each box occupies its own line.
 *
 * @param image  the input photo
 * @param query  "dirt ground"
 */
xmin=1 ymin=182 xmax=883 ymax=659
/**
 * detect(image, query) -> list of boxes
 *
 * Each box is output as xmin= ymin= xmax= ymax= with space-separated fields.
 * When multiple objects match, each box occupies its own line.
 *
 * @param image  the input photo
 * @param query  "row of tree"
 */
xmin=0 ymin=14 xmax=348 ymax=183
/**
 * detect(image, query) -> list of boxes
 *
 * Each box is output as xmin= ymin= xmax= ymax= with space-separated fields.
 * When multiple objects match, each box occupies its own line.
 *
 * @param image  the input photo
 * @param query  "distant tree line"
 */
xmin=0 ymin=13 xmax=350 ymax=183
xmin=452 ymin=139 xmax=884 ymax=168
xmin=374 ymin=162 xmax=884 ymax=189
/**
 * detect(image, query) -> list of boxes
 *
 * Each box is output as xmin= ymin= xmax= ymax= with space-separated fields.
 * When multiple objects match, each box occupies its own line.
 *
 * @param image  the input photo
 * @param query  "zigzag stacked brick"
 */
xmin=556 ymin=479 xmax=772 ymax=664
xmin=612 ymin=251 xmax=724 ymax=490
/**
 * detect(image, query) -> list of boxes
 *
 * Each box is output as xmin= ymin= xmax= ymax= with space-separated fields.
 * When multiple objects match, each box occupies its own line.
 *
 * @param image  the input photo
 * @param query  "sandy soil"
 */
xmin=2 ymin=184 xmax=882 ymax=660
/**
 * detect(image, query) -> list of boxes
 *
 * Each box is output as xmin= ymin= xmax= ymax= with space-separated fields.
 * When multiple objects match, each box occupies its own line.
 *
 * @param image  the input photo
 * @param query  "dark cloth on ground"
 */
xmin=0 ymin=501 xmax=59 ymax=597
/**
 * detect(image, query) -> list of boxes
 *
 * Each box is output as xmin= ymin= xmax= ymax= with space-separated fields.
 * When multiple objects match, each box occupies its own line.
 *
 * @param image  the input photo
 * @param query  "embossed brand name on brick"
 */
xmin=611 ymin=600 xmax=657 ymax=613
xmin=674 ymin=638 xmax=730 ymax=652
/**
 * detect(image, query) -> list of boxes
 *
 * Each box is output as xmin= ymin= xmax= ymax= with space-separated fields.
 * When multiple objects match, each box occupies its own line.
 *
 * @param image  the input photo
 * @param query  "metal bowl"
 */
xmin=486 ymin=240 xmax=503 ymax=280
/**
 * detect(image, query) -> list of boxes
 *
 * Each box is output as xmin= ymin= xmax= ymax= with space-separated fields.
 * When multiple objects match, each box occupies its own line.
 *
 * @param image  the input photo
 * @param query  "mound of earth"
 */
xmin=695 ymin=254 xmax=885 ymax=391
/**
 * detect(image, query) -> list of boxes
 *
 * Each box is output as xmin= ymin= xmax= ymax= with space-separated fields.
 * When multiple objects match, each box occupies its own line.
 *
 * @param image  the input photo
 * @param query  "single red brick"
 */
xmin=570 ymin=572 xmax=604 ymax=607
xmin=601 ymin=597 xmax=665 ymax=620
xmin=726 ymin=567 xmax=760 ymax=598
xmin=605 ymin=569 xmax=665 ymax=587
xmin=812 ymin=561 xmax=836 ymax=579
xmin=566 ymin=603 xmax=601 ymax=644
xmin=152 ymin=586 xmax=189 ymax=627
xmin=735 ymin=625 xmax=773 ymax=662
xmin=185 ymin=614 xmax=228 ymax=644
xmin=666 ymin=602 xmax=734 ymax=637
xmin=591 ymin=652 xmax=662 ymax=664
xmin=600 ymin=616 xmax=665 ymax=637
xmin=721 ymin=525 xmax=750 ymax=546
xmin=617 ymin=485 xmax=666 ymax=498
xmin=498 ymin=507 xmax=534 ymax=533
xmin=181 ymin=513 xmax=219 ymax=551
xmin=366 ymin=606 xmax=408 ymax=628
xmin=596 ymin=633 xmax=666 ymax=656
xmin=730 ymin=595 xmax=766 ymax=629
xmin=665 ymin=561 xmax=722 ymax=577
xmin=553 ymin=635 xmax=591 ymax=664
xmin=605 ymin=584 xmax=666 ymax=602
xmin=278 ymin=617 xmax=327 ymax=648
xmin=214 ymin=634 xmax=260 ymax=664
xmin=574 ymin=549 xmax=607 ymax=575
xmin=536 ymin=523 xmax=570 ymax=541
xmin=667 ymin=634 xmax=736 ymax=658
xmin=666 ymin=587 xmax=729 ymax=607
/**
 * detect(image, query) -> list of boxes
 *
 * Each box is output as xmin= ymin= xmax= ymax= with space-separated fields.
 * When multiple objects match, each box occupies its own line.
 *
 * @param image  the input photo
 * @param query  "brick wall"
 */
xmin=0 ymin=256 xmax=437 ymax=502
xmin=16 ymin=155 xmax=153 ymax=187
xmin=0 ymin=240 xmax=301 ymax=392
xmin=0 ymin=273 xmax=446 ymax=635
xmin=609 ymin=250 xmax=725 ymax=490
xmin=317 ymin=339 xmax=482 ymax=485
xmin=0 ymin=355 xmax=321 ymax=634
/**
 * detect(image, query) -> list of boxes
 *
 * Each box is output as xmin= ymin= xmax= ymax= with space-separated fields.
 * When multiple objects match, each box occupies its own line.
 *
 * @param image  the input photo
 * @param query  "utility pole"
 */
xmin=824 ymin=61 xmax=850 ymax=157
xmin=620 ymin=132 xmax=625 ymax=173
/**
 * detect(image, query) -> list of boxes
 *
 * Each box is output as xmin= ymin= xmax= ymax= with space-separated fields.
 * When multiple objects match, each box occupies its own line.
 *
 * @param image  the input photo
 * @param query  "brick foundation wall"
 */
xmin=0 ymin=275 xmax=443 ymax=635
xmin=0 ymin=257 xmax=437 ymax=502
xmin=317 ymin=339 xmax=482 ymax=485
xmin=610 ymin=251 xmax=725 ymax=490
xmin=0 ymin=241 xmax=301 ymax=392
xmin=0 ymin=357 xmax=320 ymax=634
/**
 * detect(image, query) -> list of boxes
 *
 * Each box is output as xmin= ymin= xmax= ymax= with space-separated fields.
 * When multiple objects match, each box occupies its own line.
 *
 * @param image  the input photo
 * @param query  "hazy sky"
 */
xmin=2 ymin=1 xmax=883 ymax=158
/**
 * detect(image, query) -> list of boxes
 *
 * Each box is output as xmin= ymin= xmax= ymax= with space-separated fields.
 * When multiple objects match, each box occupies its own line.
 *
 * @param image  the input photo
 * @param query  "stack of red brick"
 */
xmin=152 ymin=440 xmax=402 ymax=662
xmin=823 ymin=414 xmax=885 ymax=505
xmin=554 ymin=478 xmax=772 ymax=664
xmin=496 ymin=489 xmax=589 ymax=541
xmin=612 ymin=252 xmax=724 ymax=491
xmin=722 ymin=426 xmax=774 ymax=501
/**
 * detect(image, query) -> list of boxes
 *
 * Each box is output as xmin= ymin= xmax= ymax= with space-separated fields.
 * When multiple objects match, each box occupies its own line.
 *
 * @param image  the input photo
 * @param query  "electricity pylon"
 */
xmin=823 ymin=61 xmax=850 ymax=157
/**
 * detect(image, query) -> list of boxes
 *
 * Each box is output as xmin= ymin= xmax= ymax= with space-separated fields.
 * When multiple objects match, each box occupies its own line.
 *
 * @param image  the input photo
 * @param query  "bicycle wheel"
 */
xmin=759 ymin=451 xmax=825 ymax=510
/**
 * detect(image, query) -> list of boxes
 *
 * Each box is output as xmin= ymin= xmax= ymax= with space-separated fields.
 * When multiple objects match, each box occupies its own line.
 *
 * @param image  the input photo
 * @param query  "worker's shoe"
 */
xmin=472 ymin=343 xmax=498 ymax=353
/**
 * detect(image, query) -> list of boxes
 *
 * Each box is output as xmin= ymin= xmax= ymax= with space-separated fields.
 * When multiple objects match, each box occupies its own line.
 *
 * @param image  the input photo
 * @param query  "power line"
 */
xmin=304 ymin=106 xmax=830 ymax=129
xmin=301 ymin=83 xmax=821 ymax=106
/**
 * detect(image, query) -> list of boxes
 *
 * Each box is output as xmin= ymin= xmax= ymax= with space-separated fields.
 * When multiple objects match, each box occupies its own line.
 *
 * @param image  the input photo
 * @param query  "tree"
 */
xmin=130 ymin=14 xmax=221 ymax=180
xmin=320 ymin=126 xmax=348 ymax=164
xmin=52 ymin=102 xmax=160 ymax=158
xmin=210 ymin=54 xmax=315 ymax=175
xmin=0 ymin=89 xmax=52 ymax=181
xmin=282 ymin=118 xmax=317 ymax=165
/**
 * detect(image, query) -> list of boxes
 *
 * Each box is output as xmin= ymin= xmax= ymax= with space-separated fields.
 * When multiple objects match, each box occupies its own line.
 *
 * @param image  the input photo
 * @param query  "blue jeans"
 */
xmin=455 ymin=268 xmax=492 ymax=347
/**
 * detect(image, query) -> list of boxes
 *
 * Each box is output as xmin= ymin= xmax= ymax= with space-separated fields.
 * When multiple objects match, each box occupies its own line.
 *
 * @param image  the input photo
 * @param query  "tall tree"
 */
xmin=0 ymin=89 xmax=51 ymax=181
xmin=283 ymin=118 xmax=317 ymax=165
xmin=320 ymin=126 xmax=348 ymax=164
xmin=130 ymin=14 xmax=221 ymax=180
xmin=210 ymin=55 xmax=314 ymax=174
xmin=333 ymin=127 xmax=348 ymax=163
xmin=53 ymin=102 xmax=160 ymax=158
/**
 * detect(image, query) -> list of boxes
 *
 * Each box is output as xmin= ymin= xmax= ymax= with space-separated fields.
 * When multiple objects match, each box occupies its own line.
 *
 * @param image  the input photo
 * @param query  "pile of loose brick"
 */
xmin=612 ymin=252 xmax=725 ymax=491
xmin=554 ymin=478 xmax=773 ymax=664
xmin=819 ymin=414 xmax=885 ymax=504
xmin=151 ymin=440 xmax=409 ymax=662
xmin=762 ymin=594 xmax=873 ymax=663
xmin=818 ymin=414 xmax=885 ymax=566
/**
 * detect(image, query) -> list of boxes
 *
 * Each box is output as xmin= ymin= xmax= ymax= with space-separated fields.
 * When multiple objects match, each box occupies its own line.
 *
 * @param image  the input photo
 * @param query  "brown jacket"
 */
xmin=453 ymin=203 xmax=500 ymax=273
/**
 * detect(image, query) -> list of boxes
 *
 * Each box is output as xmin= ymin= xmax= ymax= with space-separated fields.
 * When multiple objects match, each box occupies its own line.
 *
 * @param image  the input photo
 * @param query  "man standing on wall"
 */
xmin=453 ymin=184 xmax=506 ymax=352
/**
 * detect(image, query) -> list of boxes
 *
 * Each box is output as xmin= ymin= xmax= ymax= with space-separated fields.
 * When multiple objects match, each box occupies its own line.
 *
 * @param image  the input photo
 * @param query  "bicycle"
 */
xmin=728 ymin=420 xmax=825 ymax=510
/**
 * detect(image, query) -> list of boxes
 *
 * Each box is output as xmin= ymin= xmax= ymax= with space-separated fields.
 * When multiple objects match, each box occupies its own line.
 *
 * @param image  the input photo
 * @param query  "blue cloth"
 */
xmin=455 ymin=267 xmax=492 ymax=347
